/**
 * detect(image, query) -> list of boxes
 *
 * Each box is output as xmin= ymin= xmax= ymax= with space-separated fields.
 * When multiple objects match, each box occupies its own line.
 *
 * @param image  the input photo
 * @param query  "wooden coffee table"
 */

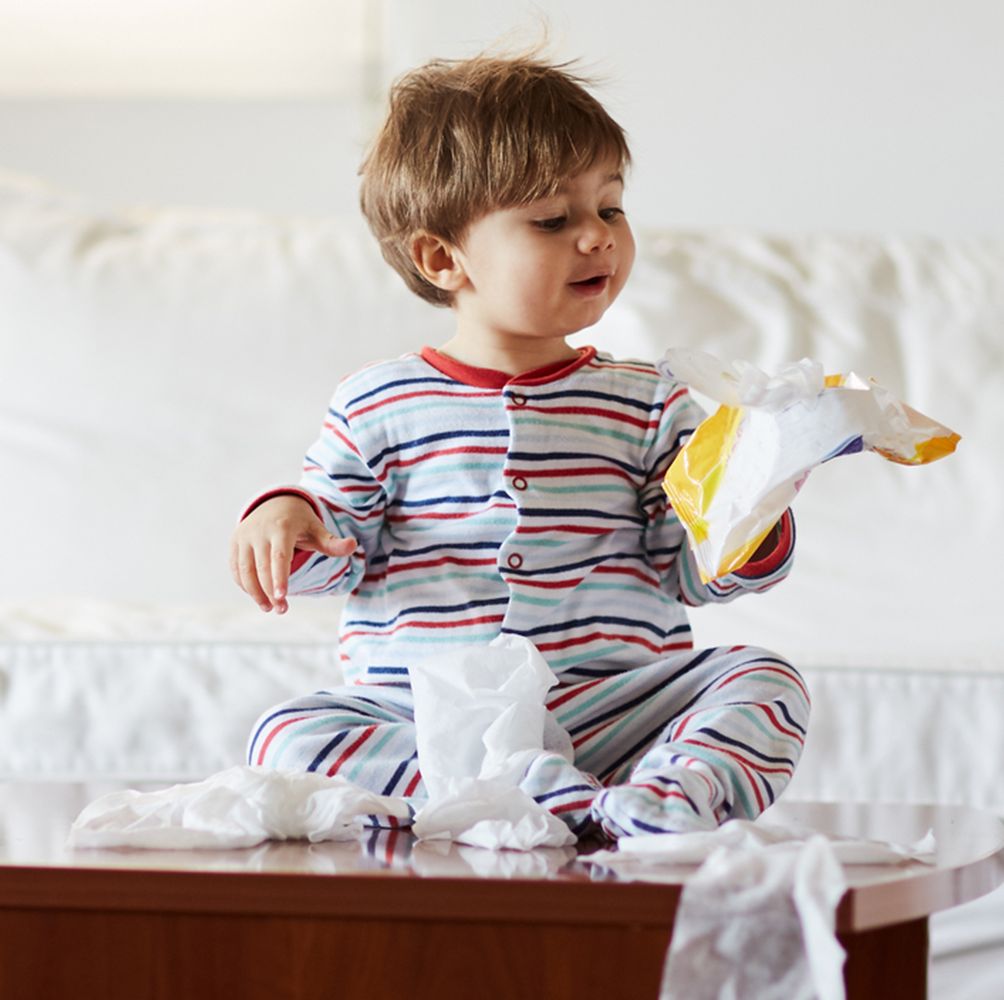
xmin=0 ymin=782 xmax=1001 ymax=999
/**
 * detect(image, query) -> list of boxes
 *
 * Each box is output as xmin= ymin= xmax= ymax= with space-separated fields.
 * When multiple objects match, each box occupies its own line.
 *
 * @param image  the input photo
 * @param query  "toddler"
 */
xmin=231 ymin=54 xmax=809 ymax=839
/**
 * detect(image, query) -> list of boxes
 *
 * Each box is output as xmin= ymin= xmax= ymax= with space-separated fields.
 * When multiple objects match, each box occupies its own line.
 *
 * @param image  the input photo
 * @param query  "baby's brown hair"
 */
xmin=359 ymin=53 xmax=631 ymax=306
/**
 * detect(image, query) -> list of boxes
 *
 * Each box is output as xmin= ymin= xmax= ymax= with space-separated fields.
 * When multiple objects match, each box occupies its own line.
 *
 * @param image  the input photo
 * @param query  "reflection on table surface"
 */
xmin=0 ymin=780 xmax=1001 ymax=890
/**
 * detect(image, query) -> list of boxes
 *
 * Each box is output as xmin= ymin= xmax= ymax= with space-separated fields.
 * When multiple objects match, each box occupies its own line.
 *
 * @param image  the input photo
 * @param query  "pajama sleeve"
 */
xmin=243 ymin=385 xmax=387 ymax=598
xmin=639 ymin=380 xmax=795 ymax=606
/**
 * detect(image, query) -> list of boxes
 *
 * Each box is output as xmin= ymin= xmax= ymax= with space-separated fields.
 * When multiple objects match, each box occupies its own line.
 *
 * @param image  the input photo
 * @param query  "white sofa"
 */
xmin=2 ymin=169 xmax=1002 ymax=996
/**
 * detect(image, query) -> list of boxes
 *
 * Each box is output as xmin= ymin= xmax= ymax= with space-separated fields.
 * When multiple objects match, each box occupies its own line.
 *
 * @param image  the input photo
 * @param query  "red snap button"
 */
xmin=512 ymin=476 xmax=528 ymax=491
xmin=506 ymin=553 xmax=524 ymax=569
xmin=511 ymin=394 xmax=527 ymax=407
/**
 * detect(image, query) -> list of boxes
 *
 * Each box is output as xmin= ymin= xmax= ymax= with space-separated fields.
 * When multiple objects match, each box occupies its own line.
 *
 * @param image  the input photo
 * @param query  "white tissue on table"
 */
xmin=584 ymin=817 xmax=937 ymax=867
xmin=660 ymin=837 xmax=848 ymax=1000
xmin=69 ymin=635 xmax=575 ymax=851
xmin=68 ymin=766 xmax=412 ymax=849
xmin=582 ymin=818 xmax=936 ymax=1000
xmin=410 ymin=633 xmax=576 ymax=849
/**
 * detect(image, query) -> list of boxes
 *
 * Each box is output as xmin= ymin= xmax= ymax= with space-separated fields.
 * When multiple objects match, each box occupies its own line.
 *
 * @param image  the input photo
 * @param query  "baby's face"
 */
xmin=451 ymin=160 xmax=635 ymax=343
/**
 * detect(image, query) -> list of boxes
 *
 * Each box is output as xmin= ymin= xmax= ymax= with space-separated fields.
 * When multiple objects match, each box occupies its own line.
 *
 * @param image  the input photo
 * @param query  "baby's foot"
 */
xmin=590 ymin=767 xmax=721 ymax=839
xmin=520 ymin=752 xmax=603 ymax=838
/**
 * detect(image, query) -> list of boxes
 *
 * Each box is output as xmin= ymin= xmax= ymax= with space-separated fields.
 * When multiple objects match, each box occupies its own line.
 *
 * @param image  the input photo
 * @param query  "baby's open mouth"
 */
xmin=570 ymin=274 xmax=610 ymax=290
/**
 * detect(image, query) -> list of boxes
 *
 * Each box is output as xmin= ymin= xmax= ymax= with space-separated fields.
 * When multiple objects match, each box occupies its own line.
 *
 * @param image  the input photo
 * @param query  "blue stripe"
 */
xmin=346 ymin=596 xmax=510 ymax=628
xmin=697 ymin=727 xmax=797 ymax=766
xmin=391 ymin=491 xmax=511 ymax=508
xmin=509 ymin=615 xmax=689 ymax=641
xmin=506 ymin=387 xmax=662 ymax=414
xmin=370 ymin=428 xmax=510 ymax=465
xmin=344 ymin=375 xmax=462 ymax=409
xmin=519 ymin=506 xmax=646 ymax=525
xmin=306 ymin=728 xmax=351 ymax=773
xmin=506 ymin=450 xmax=645 ymax=476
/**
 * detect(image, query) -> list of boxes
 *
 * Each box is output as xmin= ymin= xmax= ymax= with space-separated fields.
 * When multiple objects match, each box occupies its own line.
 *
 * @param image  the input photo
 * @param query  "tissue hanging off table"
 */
xmin=659 ymin=349 xmax=960 ymax=583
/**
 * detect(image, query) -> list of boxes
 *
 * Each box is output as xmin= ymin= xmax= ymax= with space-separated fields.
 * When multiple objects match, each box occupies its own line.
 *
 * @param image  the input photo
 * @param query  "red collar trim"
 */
xmin=419 ymin=345 xmax=597 ymax=388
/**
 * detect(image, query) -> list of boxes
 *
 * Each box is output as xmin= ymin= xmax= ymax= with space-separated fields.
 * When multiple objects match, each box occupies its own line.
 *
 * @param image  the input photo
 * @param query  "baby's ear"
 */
xmin=410 ymin=232 xmax=467 ymax=293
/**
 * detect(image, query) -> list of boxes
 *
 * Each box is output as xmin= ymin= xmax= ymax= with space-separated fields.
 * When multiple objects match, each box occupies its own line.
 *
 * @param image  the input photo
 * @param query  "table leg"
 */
xmin=840 ymin=917 xmax=929 ymax=1000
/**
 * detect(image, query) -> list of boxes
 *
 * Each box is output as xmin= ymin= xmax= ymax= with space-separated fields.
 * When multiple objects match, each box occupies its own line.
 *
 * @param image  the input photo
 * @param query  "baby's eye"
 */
xmin=533 ymin=217 xmax=566 ymax=232
xmin=600 ymin=207 xmax=626 ymax=222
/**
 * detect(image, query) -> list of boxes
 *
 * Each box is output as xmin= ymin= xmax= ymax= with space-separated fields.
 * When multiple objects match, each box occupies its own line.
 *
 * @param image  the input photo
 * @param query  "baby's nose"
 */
xmin=579 ymin=221 xmax=615 ymax=254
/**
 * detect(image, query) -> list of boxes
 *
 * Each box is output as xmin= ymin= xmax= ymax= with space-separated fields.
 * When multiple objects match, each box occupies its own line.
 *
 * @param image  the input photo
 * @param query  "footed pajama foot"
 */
xmin=591 ymin=763 xmax=724 ymax=838
xmin=520 ymin=751 xmax=603 ymax=838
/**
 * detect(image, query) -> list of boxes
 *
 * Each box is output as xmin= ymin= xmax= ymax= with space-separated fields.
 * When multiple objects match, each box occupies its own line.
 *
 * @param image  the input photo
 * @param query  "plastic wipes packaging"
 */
xmin=658 ymin=349 xmax=961 ymax=583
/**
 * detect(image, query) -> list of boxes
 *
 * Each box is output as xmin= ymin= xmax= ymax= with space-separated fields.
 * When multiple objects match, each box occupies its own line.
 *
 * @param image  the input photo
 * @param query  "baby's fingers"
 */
xmin=238 ymin=544 xmax=273 ymax=612
xmin=270 ymin=542 xmax=293 ymax=614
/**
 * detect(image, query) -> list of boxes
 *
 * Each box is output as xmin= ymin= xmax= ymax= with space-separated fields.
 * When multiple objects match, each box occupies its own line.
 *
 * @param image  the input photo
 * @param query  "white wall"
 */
xmin=0 ymin=0 xmax=1002 ymax=237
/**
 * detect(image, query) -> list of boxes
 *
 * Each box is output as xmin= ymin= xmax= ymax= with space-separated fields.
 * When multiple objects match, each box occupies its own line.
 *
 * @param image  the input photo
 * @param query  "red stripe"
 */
xmin=533 ymin=630 xmax=667 ymax=655
xmin=758 ymin=701 xmax=805 ymax=742
xmin=385 ymin=829 xmax=400 ymax=858
xmin=318 ymin=497 xmax=383 ymax=521
xmin=386 ymin=501 xmax=516 ymax=522
xmin=329 ymin=426 xmax=362 ymax=457
xmin=383 ymin=554 xmax=497 ymax=578
xmin=326 ymin=724 xmax=378 ymax=777
xmin=572 ymin=715 xmax=620 ymax=749
xmin=546 ymin=676 xmax=607 ymax=710
xmin=379 ymin=445 xmax=509 ymax=477
xmin=551 ymin=798 xmax=595 ymax=815
xmin=403 ymin=769 xmax=423 ymax=796
xmin=593 ymin=564 xmax=663 ymax=587
xmin=588 ymin=359 xmax=658 ymax=376
xmin=715 ymin=664 xmax=810 ymax=704
xmin=254 ymin=714 xmax=310 ymax=766
xmin=342 ymin=613 xmax=505 ymax=640
xmin=352 ymin=388 xmax=498 ymax=418
xmin=635 ymin=781 xmax=692 ymax=803
xmin=517 ymin=404 xmax=659 ymax=430
xmin=512 ymin=563 xmax=661 ymax=590
xmin=506 ymin=465 xmax=638 ymax=485
xmin=384 ymin=555 xmax=498 ymax=576
xmin=515 ymin=524 xmax=611 ymax=535
xmin=684 ymin=738 xmax=793 ymax=779
xmin=511 ymin=576 xmax=584 ymax=590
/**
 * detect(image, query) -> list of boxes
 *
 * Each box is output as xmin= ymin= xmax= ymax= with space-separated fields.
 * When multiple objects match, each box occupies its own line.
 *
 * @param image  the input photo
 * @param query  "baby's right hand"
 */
xmin=229 ymin=494 xmax=356 ymax=613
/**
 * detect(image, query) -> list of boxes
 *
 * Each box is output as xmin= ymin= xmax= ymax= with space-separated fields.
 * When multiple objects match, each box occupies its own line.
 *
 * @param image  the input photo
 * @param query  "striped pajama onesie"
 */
xmin=247 ymin=346 xmax=809 ymax=838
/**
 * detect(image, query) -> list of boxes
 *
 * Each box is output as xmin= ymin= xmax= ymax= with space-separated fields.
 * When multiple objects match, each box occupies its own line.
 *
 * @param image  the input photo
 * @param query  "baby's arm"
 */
xmin=230 ymin=379 xmax=386 ymax=613
xmin=229 ymin=493 xmax=356 ymax=613
xmin=641 ymin=380 xmax=795 ymax=604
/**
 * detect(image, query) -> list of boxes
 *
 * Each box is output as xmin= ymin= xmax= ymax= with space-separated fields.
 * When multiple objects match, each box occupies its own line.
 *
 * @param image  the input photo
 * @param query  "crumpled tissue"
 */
xmin=69 ymin=635 xmax=575 ymax=851
xmin=659 ymin=348 xmax=961 ymax=581
xmin=583 ymin=819 xmax=936 ymax=1000
xmin=68 ymin=766 xmax=412 ymax=849
xmin=410 ymin=633 xmax=576 ymax=849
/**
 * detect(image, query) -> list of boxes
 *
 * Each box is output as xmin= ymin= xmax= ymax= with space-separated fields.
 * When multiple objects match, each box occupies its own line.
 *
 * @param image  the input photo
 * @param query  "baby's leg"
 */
xmin=247 ymin=685 xmax=601 ymax=836
xmin=551 ymin=646 xmax=810 ymax=838
xmin=516 ymin=712 xmax=605 ymax=838
xmin=247 ymin=684 xmax=422 ymax=824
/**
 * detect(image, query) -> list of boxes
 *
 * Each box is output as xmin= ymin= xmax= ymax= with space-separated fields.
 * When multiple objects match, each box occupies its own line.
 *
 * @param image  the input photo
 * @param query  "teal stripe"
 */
xmin=381 ymin=571 xmax=502 ymax=594
xmin=345 ymin=629 xmax=501 ymax=647
xmin=669 ymin=745 xmax=754 ymax=817
xmin=555 ymin=672 xmax=634 ymax=726
xmin=344 ymin=725 xmax=399 ymax=783
xmin=510 ymin=581 xmax=663 ymax=607
xmin=574 ymin=702 xmax=648 ymax=769
xmin=352 ymin=397 xmax=502 ymax=433
xmin=511 ymin=417 xmax=646 ymax=447
xmin=532 ymin=483 xmax=629 ymax=495
xmin=548 ymin=645 xmax=625 ymax=669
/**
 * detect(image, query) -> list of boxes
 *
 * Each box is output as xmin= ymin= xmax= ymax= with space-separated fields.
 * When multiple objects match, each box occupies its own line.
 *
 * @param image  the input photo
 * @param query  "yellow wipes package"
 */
xmin=659 ymin=349 xmax=961 ymax=583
